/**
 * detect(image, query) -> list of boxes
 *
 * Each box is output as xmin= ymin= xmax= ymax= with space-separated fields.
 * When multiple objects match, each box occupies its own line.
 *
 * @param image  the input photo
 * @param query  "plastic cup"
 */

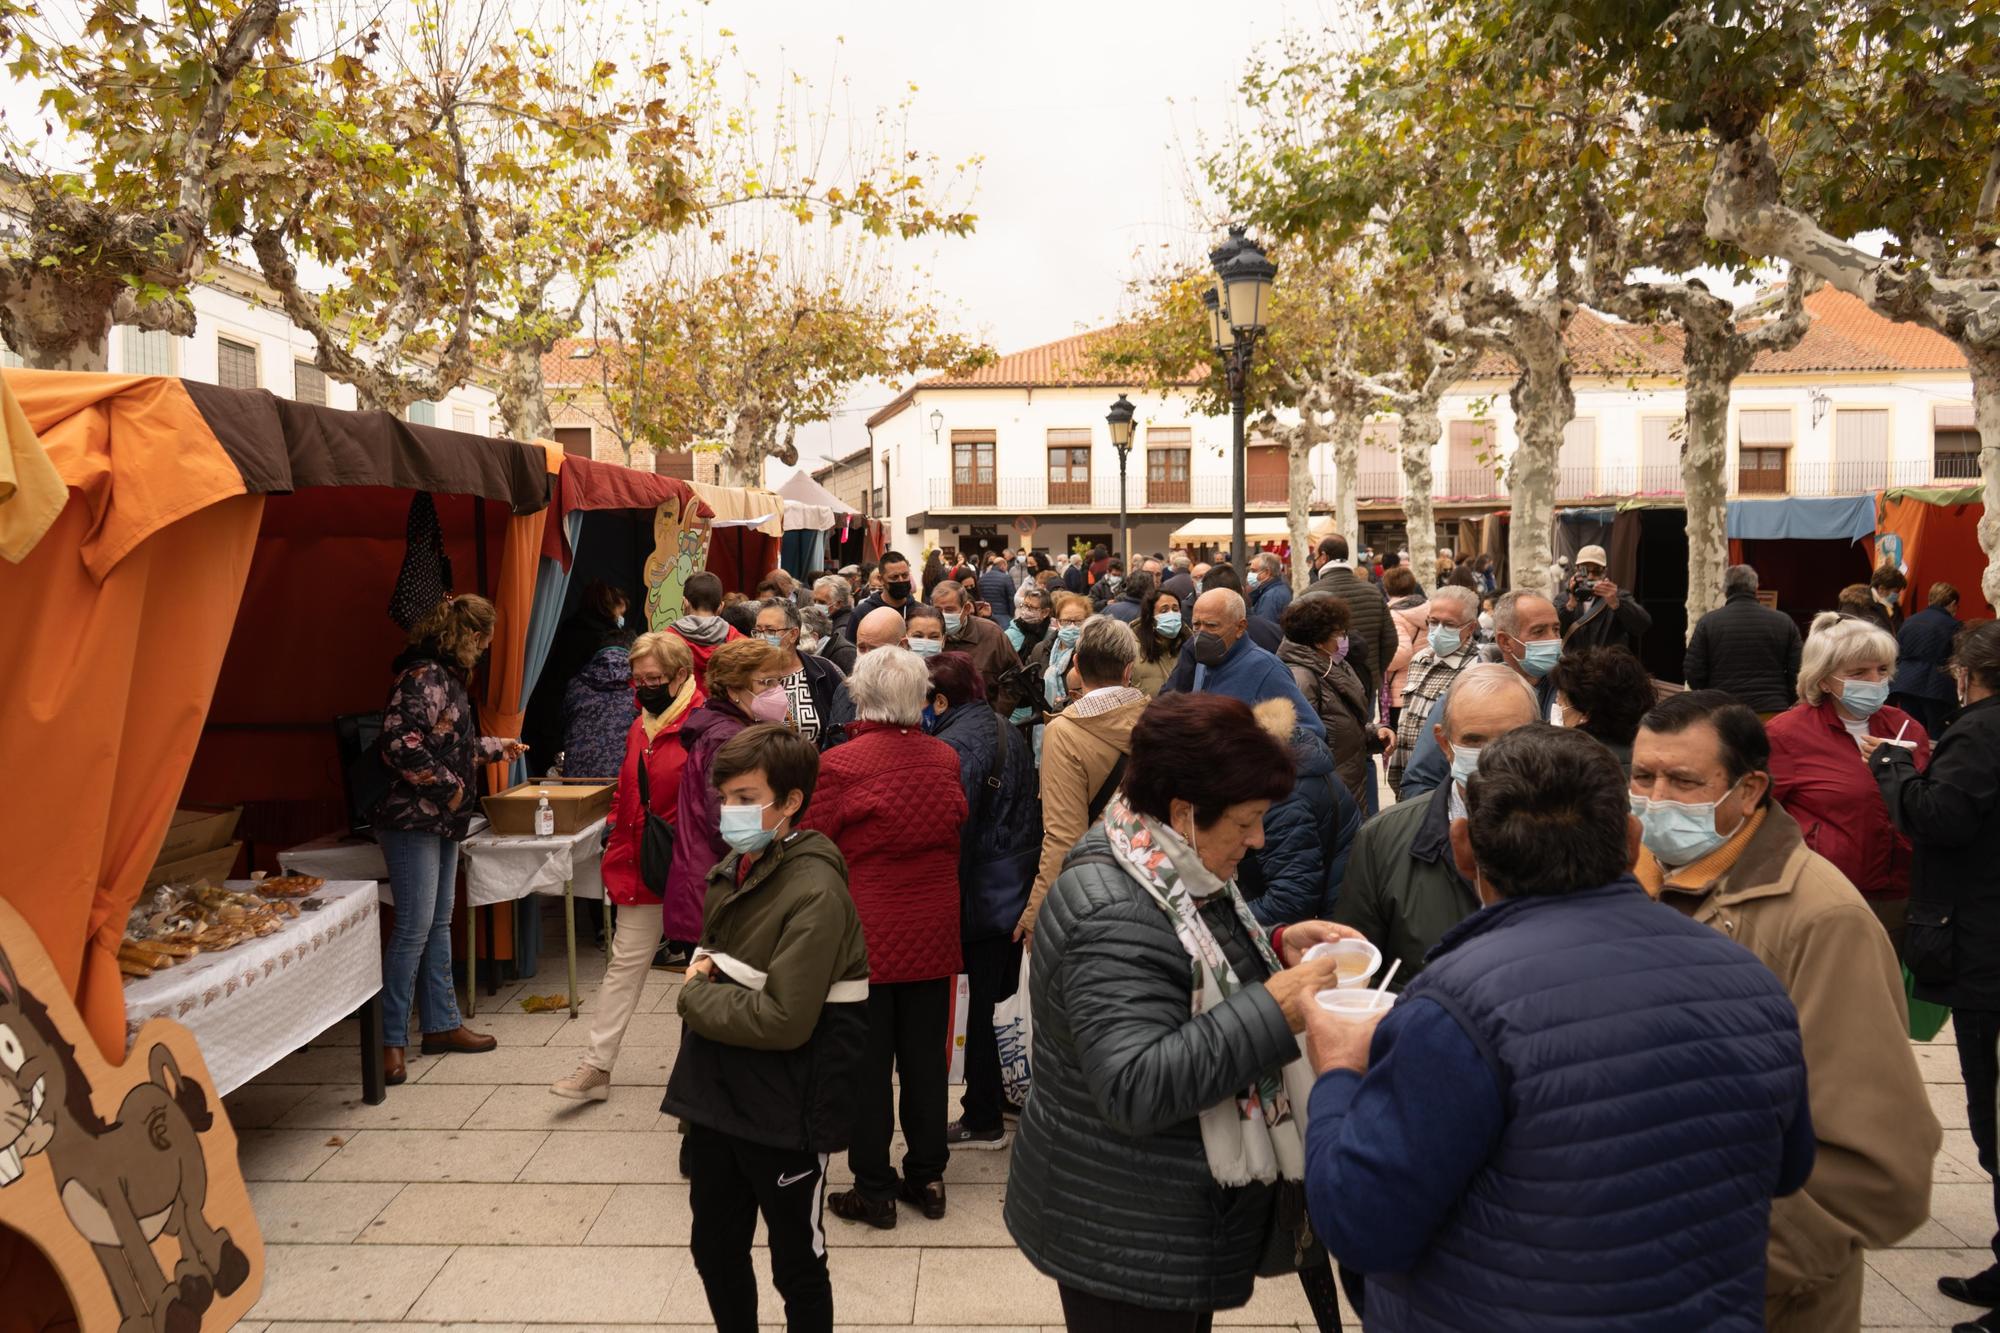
xmin=1305 ymin=938 xmax=1382 ymax=988
xmin=1315 ymin=986 xmax=1396 ymax=1019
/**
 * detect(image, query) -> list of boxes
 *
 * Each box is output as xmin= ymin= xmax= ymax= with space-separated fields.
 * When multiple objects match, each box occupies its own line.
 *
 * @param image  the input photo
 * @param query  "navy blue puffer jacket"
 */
xmin=932 ymin=701 xmax=1043 ymax=939
xmin=1244 ymin=713 xmax=1359 ymax=926
xmin=1365 ymin=879 xmax=1811 ymax=1331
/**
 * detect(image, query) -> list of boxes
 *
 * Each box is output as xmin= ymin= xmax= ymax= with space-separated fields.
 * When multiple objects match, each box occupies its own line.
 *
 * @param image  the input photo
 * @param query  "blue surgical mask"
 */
xmin=759 ymin=633 xmax=786 ymax=649
xmin=907 ymin=636 xmax=943 ymax=657
xmin=1632 ymin=784 xmax=1744 ymax=867
xmin=719 ymin=802 xmax=776 ymax=854
xmin=1838 ymin=677 xmax=1890 ymax=717
xmin=1246 ymin=571 xmax=1259 ymax=588
xmin=1009 ymin=704 xmax=1034 ymax=726
xmin=1448 ymin=743 xmax=1481 ymax=787
xmin=943 ymin=612 xmax=963 ymax=635
xmin=1192 ymin=579 xmax=1205 ymax=595
xmin=1056 ymin=624 xmax=1082 ymax=647
xmin=1520 ymin=638 xmax=1562 ymax=679
xmin=1427 ymin=624 xmax=1463 ymax=658
xmin=921 ymin=704 xmax=937 ymax=732
xmin=1155 ymin=612 xmax=1183 ymax=638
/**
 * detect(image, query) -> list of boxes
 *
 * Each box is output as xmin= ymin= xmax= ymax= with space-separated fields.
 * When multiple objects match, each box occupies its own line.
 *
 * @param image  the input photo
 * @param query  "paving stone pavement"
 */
xmin=223 ymin=912 xmax=1986 ymax=1331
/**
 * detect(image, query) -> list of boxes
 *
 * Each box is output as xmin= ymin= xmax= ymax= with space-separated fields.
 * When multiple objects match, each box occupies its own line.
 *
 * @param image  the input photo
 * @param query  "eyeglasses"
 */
xmin=633 ymin=676 xmax=671 ymax=688
xmin=752 ymin=675 xmax=786 ymax=690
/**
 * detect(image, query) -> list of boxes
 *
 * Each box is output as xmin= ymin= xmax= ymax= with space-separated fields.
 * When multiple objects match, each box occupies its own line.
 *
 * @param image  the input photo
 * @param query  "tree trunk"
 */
xmin=1330 ymin=411 xmax=1362 ymax=567
xmin=497 ymin=345 xmax=553 ymax=443
xmin=1503 ymin=345 xmax=1573 ymax=598
xmin=1286 ymin=419 xmax=1321 ymax=593
xmin=3 ymin=272 xmax=113 ymax=371
xmin=1400 ymin=405 xmax=1442 ymax=594
xmin=1680 ymin=349 xmax=1734 ymax=641
xmin=1970 ymin=348 xmax=2000 ymax=612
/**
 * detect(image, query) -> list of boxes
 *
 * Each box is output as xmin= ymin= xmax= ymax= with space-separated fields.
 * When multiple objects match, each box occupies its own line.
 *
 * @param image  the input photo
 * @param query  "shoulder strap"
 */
xmin=1086 ymin=753 xmax=1129 ymax=825
xmin=635 ymin=740 xmax=651 ymax=807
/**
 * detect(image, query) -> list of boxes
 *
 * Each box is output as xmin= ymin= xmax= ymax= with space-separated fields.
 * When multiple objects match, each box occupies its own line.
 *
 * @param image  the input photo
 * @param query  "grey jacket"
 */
xmin=1305 ymin=566 xmax=1393 ymax=705
xmin=1005 ymin=830 xmax=1298 ymax=1312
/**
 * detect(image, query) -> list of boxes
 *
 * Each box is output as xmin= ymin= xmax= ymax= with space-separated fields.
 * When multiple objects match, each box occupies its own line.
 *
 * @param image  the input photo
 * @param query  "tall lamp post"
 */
xmin=1205 ymin=226 xmax=1276 ymax=567
xmin=1106 ymin=393 xmax=1137 ymax=568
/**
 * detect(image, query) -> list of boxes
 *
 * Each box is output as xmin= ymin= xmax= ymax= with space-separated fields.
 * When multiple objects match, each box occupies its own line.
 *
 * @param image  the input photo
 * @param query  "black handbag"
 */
xmin=1256 ymin=1178 xmax=1325 ymax=1277
xmin=1903 ymin=899 xmax=1956 ymax=988
xmin=634 ymin=743 xmax=677 ymax=894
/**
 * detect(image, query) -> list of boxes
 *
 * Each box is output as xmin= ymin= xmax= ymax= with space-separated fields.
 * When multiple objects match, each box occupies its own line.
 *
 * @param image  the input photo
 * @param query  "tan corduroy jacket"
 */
xmin=1643 ymin=802 xmax=1939 ymax=1307
xmin=1018 ymin=688 xmax=1147 ymax=936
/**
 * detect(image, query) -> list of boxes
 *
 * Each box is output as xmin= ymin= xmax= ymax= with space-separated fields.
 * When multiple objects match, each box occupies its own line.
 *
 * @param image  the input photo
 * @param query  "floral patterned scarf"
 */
xmin=1100 ymin=793 xmax=1315 ymax=1186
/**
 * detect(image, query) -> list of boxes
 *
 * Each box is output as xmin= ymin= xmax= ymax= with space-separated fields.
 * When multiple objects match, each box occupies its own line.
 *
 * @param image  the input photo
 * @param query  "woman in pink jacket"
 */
xmin=552 ymin=631 xmax=704 ymax=1102
xmin=1382 ymin=565 xmax=1430 ymax=728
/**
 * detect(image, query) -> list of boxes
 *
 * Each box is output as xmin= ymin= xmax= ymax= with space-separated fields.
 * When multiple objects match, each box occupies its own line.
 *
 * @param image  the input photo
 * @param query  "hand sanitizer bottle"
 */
xmin=534 ymin=793 xmax=555 ymax=837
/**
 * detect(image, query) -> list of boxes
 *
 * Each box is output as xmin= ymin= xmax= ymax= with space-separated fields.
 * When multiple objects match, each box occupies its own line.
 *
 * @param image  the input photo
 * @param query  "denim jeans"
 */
xmin=378 ymin=827 xmax=463 ymax=1045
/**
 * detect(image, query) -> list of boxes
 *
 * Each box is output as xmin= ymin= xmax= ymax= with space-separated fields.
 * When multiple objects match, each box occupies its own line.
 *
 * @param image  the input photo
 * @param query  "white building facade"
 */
xmin=867 ymin=290 xmax=1977 ymax=563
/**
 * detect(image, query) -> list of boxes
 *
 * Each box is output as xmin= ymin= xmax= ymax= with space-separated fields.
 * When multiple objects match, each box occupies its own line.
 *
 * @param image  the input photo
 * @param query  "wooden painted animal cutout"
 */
xmin=0 ymin=897 xmax=262 ymax=1331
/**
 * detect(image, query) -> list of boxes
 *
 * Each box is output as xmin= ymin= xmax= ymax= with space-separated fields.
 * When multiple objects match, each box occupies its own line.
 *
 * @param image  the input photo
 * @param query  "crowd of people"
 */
xmin=359 ymin=535 xmax=2000 ymax=1333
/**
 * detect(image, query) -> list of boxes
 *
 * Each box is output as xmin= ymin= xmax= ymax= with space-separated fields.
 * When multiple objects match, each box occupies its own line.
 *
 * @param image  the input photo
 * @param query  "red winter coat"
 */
xmin=803 ymin=720 xmax=968 ymax=982
xmin=1767 ymin=697 xmax=1931 ymax=899
xmin=601 ymin=689 xmax=704 ymax=907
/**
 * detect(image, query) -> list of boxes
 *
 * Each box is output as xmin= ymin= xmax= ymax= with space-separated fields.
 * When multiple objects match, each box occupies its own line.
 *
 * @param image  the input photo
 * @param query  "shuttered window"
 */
xmin=216 ymin=336 xmax=259 ymax=389
xmin=120 ymin=326 xmax=173 ymax=375
xmin=293 ymin=360 xmax=327 ymax=405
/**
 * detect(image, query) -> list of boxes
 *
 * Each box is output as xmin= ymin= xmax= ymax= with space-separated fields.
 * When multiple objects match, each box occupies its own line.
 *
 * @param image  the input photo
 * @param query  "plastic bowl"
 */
xmin=1305 ymin=937 xmax=1383 ymax=988
xmin=1315 ymin=986 xmax=1396 ymax=1019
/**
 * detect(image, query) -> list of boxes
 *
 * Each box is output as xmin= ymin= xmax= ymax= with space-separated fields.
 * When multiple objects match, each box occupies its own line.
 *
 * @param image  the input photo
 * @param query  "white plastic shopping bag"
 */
xmin=946 ymin=972 xmax=971 ymax=1084
xmin=994 ymin=953 xmax=1033 ymax=1106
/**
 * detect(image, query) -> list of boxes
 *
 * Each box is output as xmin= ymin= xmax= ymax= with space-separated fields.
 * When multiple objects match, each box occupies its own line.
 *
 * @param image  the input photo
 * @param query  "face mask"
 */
xmin=1519 ymin=638 xmax=1562 ymax=679
xmin=1838 ymin=677 xmax=1890 ymax=717
xmin=885 ymin=579 xmax=911 ymax=600
xmin=799 ymin=636 xmax=822 ymax=654
xmin=759 ymin=632 xmax=786 ymax=650
xmin=615 ymin=614 xmax=626 ymax=628
xmin=719 ymin=802 xmax=777 ymax=854
xmin=1246 ymin=571 xmax=1259 ymax=588
xmin=1632 ymin=784 xmax=1744 ymax=867
xmin=921 ymin=701 xmax=941 ymax=732
xmin=1192 ymin=631 xmax=1229 ymax=667
xmin=943 ymin=612 xmax=963 ymax=635
xmin=1428 ymin=624 xmax=1463 ymax=658
xmin=1479 ymin=611 xmax=1495 ymax=633
xmin=1448 ymin=743 xmax=1481 ymax=787
xmin=1154 ymin=612 xmax=1184 ymax=638
xmin=1105 ymin=574 xmax=1123 ymax=590
xmin=1056 ymin=624 xmax=1082 ymax=647
xmin=907 ymin=636 xmax=943 ymax=657
xmin=1192 ymin=579 xmax=1205 ymax=595
xmin=748 ymin=686 xmax=790 ymax=722
xmin=1015 ymin=612 xmax=1046 ymax=626
xmin=635 ymin=682 xmax=674 ymax=714
xmin=1333 ymin=633 xmax=1350 ymax=662
xmin=1009 ymin=704 xmax=1034 ymax=726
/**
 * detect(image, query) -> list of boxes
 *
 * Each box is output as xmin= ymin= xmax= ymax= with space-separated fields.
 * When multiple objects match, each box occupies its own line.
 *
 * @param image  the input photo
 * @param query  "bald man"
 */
xmin=1399 ymin=590 xmax=1565 ymax=800
xmin=855 ymin=606 xmax=910 ymax=655
xmin=1331 ymin=665 xmax=1542 ymax=986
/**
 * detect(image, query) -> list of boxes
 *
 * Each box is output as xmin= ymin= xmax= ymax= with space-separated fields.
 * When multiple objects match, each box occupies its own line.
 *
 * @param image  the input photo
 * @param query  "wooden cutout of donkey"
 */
xmin=0 ymin=934 xmax=253 ymax=1332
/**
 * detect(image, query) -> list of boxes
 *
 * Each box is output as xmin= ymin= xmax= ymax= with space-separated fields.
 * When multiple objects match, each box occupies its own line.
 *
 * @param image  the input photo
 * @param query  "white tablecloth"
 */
xmin=123 ymin=880 xmax=382 ymax=1095
xmin=280 ymin=820 xmax=492 ymax=901
xmin=458 ymin=819 xmax=607 ymax=906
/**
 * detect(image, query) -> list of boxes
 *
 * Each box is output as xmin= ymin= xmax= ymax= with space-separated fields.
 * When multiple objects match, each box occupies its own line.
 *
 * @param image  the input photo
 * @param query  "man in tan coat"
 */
xmin=1630 ymin=690 xmax=1938 ymax=1331
xmin=1015 ymin=615 xmax=1146 ymax=946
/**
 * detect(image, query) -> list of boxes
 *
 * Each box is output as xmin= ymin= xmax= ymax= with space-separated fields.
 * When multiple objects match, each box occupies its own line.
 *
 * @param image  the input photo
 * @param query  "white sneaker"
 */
xmin=551 ymin=1062 xmax=611 ymax=1101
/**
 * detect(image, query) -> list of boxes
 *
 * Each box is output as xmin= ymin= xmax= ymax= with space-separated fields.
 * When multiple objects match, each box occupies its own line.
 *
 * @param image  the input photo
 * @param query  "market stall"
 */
xmin=690 ymin=479 xmax=784 ymax=599
xmin=0 ymin=368 xmax=550 ymax=1069
xmin=775 ymin=469 xmax=866 ymax=578
xmin=1877 ymin=485 xmax=1995 ymax=618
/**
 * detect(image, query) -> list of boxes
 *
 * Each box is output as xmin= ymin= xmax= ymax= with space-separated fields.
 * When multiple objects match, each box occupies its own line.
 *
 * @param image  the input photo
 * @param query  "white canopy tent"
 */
xmin=1167 ymin=514 xmax=1336 ymax=545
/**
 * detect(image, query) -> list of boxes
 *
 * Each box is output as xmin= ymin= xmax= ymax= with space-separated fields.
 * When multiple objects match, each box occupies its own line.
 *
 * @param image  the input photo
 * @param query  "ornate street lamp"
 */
xmin=1106 ymin=393 xmax=1137 ymax=567
xmin=1207 ymin=225 xmax=1276 ymax=566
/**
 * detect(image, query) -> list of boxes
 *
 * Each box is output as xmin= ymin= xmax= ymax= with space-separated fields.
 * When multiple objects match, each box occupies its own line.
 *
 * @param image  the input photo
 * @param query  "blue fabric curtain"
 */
xmin=1726 ymin=495 xmax=1875 ymax=543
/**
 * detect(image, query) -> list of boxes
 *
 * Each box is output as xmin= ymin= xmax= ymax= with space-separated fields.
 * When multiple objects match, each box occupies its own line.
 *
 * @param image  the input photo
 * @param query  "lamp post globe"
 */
xmin=1206 ymin=225 xmax=1277 ymax=567
xmin=1107 ymin=394 xmax=1137 ymax=567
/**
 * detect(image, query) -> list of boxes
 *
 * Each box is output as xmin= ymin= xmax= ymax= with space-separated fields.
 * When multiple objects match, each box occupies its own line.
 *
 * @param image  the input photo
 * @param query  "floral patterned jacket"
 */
xmin=371 ymin=648 xmax=506 ymax=839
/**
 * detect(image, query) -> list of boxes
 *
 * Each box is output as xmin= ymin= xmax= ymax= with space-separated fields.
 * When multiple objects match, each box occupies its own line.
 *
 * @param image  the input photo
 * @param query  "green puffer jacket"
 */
xmin=1328 ymin=785 xmax=1480 ymax=989
xmin=1004 ymin=830 xmax=1299 ymax=1312
xmin=663 ymin=829 xmax=871 ymax=1153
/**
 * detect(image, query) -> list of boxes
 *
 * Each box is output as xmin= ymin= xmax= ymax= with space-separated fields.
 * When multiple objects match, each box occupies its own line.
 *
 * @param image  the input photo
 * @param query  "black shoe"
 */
xmin=653 ymin=941 xmax=691 ymax=970
xmin=827 ymin=1189 xmax=896 ymax=1230
xmin=945 ymin=1119 xmax=1008 ymax=1149
xmin=898 ymin=1178 xmax=946 ymax=1220
xmin=1943 ymin=1267 xmax=2000 ymax=1308
xmin=1953 ymin=1313 xmax=2000 ymax=1333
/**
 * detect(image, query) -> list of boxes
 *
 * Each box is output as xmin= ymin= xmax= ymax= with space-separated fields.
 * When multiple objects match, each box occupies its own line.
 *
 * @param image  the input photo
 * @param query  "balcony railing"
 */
xmin=926 ymin=457 xmax=1983 ymax=513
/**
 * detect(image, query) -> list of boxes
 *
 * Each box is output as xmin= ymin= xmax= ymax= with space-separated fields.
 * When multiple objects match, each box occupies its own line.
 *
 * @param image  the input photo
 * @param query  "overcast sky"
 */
xmin=710 ymin=0 xmax=1322 ymax=477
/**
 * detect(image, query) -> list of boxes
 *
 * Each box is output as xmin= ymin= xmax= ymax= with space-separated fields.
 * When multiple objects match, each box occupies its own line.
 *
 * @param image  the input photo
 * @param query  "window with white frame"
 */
xmin=216 ymin=335 xmax=259 ymax=389
xmin=120 ymin=326 xmax=173 ymax=376
xmin=452 ymin=405 xmax=476 ymax=434
xmin=1560 ymin=418 xmax=1597 ymax=490
xmin=407 ymin=400 xmax=437 ymax=427
xmin=1737 ymin=409 xmax=1792 ymax=494
xmin=1639 ymin=417 xmax=1679 ymax=490
xmin=293 ymin=359 xmax=327 ymax=405
xmin=1359 ymin=420 xmax=1399 ymax=495
xmin=1934 ymin=404 xmax=1979 ymax=480
xmin=1832 ymin=408 xmax=1889 ymax=490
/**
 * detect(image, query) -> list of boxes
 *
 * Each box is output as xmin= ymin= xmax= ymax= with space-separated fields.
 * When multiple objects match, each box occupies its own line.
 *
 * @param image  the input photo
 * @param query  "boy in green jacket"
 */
xmin=664 ymin=723 xmax=870 ymax=1333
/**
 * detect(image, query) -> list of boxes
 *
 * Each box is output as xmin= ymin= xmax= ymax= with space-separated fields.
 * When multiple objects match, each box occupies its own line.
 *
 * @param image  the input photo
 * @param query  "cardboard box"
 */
xmin=482 ymin=779 xmax=614 ymax=837
xmin=144 ymin=841 xmax=243 ymax=890
xmin=153 ymin=806 xmax=243 ymax=866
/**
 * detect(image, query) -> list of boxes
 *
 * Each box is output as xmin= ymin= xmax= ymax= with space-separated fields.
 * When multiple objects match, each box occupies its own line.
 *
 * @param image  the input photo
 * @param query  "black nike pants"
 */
xmin=684 ymin=1121 xmax=833 ymax=1332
